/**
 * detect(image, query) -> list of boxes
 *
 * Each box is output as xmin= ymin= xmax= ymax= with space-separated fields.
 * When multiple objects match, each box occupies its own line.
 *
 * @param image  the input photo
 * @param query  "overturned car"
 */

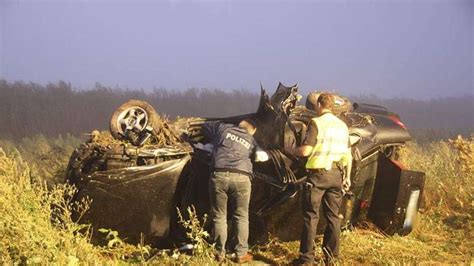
xmin=66 ymin=83 xmax=425 ymax=246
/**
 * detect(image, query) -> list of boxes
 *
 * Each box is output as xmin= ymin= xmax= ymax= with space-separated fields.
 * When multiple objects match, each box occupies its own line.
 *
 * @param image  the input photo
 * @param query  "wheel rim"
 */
xmin=116 ymin=107 xmax=149 ymax=136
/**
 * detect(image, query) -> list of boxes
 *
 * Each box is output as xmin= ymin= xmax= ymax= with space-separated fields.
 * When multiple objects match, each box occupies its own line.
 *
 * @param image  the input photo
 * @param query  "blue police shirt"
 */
xmin=202 ymin=121 xmax=257 ymax=177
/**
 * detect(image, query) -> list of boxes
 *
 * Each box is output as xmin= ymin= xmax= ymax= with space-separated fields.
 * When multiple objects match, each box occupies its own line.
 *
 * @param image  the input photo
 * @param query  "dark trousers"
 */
xmin=299 ymin=168 xmax=343 ymax=263
xmin=209 ymin=171 xmax=251 ymax=256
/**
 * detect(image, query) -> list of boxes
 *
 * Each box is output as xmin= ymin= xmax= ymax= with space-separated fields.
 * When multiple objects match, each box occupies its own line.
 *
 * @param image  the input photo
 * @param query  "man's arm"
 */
xmin=201 ymin=121 xmax=220 ymax=141
xmin=342 ymin=153 xmax=352 ymax=191
xmin=342 ymin=136 xmax=353 ymax=191
xmin=288 ymin=120 xmax=317 ymax=157
xmin=291 ymin=145 xmax=313 ymax=157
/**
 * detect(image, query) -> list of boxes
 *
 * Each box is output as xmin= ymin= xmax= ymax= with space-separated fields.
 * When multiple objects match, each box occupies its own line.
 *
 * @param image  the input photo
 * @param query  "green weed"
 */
xmin=0 ymin=135 xmax=472 ymax=264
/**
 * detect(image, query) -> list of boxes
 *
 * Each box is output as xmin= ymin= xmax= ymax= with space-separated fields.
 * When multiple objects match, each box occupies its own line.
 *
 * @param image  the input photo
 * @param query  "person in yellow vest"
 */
xmin=288 ymin=92 xmax=352 ymax=265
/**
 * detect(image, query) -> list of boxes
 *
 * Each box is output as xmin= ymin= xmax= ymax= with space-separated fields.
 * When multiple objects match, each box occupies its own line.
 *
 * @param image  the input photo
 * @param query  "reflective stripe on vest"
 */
xmin=305 ymin=113 xmax=351 ymax=170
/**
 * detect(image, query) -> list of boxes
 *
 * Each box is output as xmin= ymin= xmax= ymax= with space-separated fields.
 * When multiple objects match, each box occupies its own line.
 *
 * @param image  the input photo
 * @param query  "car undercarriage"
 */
xmin=66 ymin=83 xmax=425 ymax=246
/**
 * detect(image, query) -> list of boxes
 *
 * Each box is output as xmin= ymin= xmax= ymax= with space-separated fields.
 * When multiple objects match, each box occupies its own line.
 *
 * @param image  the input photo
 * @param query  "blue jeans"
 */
xmin=209 ymin=171 xmax=251 ymax=256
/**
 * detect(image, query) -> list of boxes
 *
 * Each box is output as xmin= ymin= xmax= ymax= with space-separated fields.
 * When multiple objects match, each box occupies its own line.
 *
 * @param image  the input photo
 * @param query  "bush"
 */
xmin=253 ymin=138 xmax=473 ymax=264
xmin=399 ymin=138 xmax=473 ymax=218
xmin=0 ymin=134 xmax=82 ymax=185
xmin=0 ymin=148 xmax=102 ymax=264
xmin=1 ymin=136 xmax=472 ymax=264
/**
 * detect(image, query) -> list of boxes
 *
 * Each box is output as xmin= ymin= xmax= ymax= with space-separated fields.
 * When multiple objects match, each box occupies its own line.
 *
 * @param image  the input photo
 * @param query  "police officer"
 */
xmin=202 ymin=118 xmax=267 ymax=263
xmin=288 ymin=93 xmax=352 ymax=264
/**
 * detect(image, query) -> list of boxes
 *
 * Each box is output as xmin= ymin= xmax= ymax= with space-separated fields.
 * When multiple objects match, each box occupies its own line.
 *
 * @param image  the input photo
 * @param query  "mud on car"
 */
xmin=66 ymin=83 xmax=425 ymax=246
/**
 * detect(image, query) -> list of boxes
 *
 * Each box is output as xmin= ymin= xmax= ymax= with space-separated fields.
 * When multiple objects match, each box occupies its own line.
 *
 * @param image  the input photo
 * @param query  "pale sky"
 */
xmin=0 ymin=0 xmax=472 ymax=98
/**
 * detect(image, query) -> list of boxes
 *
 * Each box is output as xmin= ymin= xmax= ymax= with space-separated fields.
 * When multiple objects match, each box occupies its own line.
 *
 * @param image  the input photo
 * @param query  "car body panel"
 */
xmin=67 ymin=83 xmax=425 ymax=246
xmin=74 ymin=155 xmax=191 ymax=244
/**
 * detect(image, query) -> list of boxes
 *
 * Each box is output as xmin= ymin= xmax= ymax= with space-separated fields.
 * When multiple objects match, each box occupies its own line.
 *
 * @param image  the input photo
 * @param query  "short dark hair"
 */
xmin=317 ymin=93 xmax=334 ymax=109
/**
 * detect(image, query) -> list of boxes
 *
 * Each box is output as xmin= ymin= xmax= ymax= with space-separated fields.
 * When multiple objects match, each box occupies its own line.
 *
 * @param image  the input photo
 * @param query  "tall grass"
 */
xmin=0 ymin=134 xmax=82 ymax=185
xmin=0 ymin=147 xmax=161 ymax=264
xmin=336 ymin=136 xmax=473 ymax=264
xmin=0 ymin=135 xmax=472 ymax=264
xmin=255 ymin=136 xmax=473 ymax=264
xmin=400 ymin=137 xmax=473 ymax=216
xmin=0 ymin=138 xmax=216 ymax=264
xmin=0 ymin=148 xmax=103 ymax=263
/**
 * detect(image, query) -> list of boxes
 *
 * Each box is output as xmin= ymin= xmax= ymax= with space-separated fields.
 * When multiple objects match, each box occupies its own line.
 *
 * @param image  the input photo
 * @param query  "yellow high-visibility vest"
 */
xmin=305 ymin=113 xmax=351 ymax=170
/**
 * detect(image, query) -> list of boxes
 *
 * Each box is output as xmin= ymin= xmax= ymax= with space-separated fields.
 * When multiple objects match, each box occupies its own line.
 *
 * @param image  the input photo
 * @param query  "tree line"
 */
xmin=1 ymin=80 xmax=472 ymax=141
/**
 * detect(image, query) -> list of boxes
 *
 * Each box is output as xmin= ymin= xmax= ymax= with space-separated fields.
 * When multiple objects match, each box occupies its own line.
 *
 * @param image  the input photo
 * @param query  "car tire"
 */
xmin=305 ymin=92 xmax=353 ymax=115
xmin=332 ymin=94 xmax=353 ymax=115
xmin=109 ymin=100 xmax=162 ymax=142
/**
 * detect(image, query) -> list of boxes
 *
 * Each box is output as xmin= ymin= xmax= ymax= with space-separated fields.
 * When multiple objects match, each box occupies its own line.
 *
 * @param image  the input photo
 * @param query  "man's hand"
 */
xmin=191 ymin=142 xmax=214 ymax=153
xmin=254 ymin=147 xmax=269 ymax=162
xmin=284 ymin=144 xmax=313 ymax=158
xmin=180 ymin=132 xmax=191 ymax=142
xmin=343 ymin=155 xmax=352 ymax=193
xmin=342 ymin=177 xmax=351 ymax=192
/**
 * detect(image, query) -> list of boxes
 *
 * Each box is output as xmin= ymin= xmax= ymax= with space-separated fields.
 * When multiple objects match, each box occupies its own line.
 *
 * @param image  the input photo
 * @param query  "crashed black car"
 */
xmin=66 ymin=83 xmax=425 ymax=246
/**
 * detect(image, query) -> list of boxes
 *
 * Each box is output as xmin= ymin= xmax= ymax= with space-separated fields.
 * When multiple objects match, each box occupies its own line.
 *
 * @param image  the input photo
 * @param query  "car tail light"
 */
xmin=389 ymin=115 xmax=407 ymax=130
xmin=391 ymin=158 xmax=407 ymax=170
xmin=360 ymin=199 xmax=370 ymax=209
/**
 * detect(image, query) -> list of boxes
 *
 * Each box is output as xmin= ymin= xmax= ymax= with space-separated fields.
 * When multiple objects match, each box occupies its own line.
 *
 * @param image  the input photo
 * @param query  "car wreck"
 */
xmin=66 ymin=83 xmax=425 ymax=247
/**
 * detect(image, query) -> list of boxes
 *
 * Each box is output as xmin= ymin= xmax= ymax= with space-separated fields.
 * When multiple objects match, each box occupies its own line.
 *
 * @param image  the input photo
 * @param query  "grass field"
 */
xmin=0 ymin=134 xmax=472 ymax=264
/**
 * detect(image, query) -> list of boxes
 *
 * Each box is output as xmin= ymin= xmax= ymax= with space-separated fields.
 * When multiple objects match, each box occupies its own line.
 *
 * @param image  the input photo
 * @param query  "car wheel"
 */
xmin=109 ymin=100 xmax=161 ymax=143
xmin=305 ymin=92 xmax=353 ymax=115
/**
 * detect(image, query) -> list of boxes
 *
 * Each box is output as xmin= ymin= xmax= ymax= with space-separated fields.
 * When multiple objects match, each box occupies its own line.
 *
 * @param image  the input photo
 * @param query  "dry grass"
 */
xmin=0 ymin=148 xmax=103 ymax=263
xmin=0 ymin=135 xmax=473 ymax=264
xmin=255 ymin=213 xmax=471 ymax=265
xmin=254 ymin=136 xmax=473 ymax=264
xmin=0 ymin=147 xmax=152 ymax=264
xmin=399 ymin=137 xmax=473 ymax=218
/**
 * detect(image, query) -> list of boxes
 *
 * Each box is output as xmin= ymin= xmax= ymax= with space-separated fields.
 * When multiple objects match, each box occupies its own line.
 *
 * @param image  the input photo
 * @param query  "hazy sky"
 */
xmin=0 ymin=0 xmax=472 ymax=98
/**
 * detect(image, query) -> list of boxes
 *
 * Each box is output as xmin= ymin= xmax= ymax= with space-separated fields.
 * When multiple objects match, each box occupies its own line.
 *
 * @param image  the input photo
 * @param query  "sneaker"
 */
xmin=234 ymin=253 xmax=253 ymax=264
xmin=177 ymin=243 xmax=194 ymax=255
xmin=177 ymin=243 xmax=194 ymax=251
